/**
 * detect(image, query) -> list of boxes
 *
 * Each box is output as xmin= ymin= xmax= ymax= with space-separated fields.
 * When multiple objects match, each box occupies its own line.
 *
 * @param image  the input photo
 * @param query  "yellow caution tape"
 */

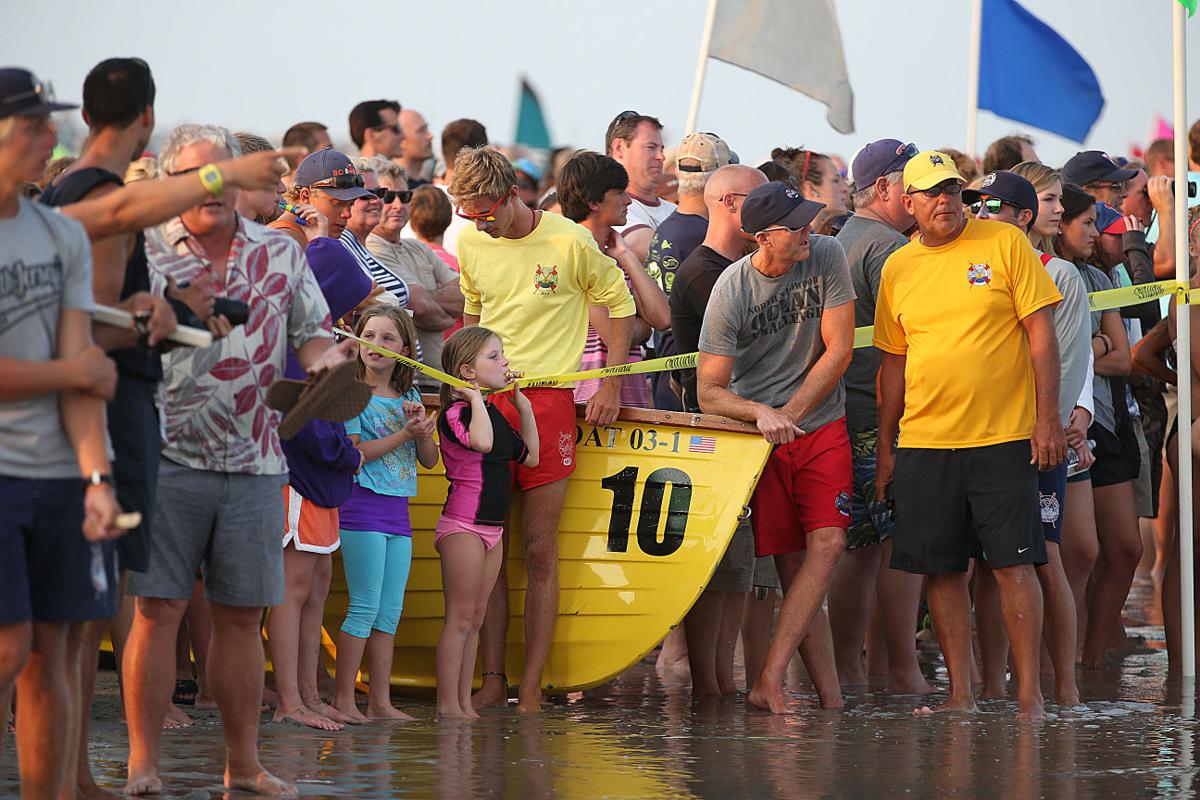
xmin=344 ymin=279 xmax=1199 ymax=389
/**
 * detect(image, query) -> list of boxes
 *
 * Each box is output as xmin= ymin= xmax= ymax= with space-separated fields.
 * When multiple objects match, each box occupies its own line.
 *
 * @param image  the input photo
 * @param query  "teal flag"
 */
xmin=1181 ymin=0 xmax=1197 ymax=16
xmin=515 ymin=78 xmax=551 ymax=150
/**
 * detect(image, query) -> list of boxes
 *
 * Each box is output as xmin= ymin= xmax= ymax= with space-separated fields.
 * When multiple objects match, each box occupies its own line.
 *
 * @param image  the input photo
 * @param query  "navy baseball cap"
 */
xmin=740 ymin=181 xmax=825 ymax=234
xmin=1060 ymin=151 xmax=1136 ymax=187
xmin=0 ymin=68 xmax=77 ymax=119
xmin=292 ymin=149 xmax=372 ymax=201
xmin=850 ymin=140 xmax=918 ymax=190
xmin=962 ymin=170 xmax=1039 ymax=226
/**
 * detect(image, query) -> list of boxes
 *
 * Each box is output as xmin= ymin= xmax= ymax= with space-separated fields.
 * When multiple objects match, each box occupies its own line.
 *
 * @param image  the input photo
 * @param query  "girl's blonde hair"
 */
xmin=1011 ymin=161 xmax=1063 ymax=255
xmin=354 ymin=305 xmax=418 ymax=394
xmin=439 ymin=326 xmax=500 ymax=411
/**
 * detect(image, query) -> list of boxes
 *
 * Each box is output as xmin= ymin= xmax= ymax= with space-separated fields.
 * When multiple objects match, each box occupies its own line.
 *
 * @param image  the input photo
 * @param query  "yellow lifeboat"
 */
xmin=322 ymin=402 xmax=772 ymax=693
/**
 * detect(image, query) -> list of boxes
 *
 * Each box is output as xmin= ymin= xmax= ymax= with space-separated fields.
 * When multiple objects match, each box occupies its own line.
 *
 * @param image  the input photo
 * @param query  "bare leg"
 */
xmin=472 ymin=526 xmax=509 ymax=709
xmin=1060 ymin=479 xmax=1099 ymax=659
xmin=437 ymin=533 xmax=486 ymax=718
xmin=915 ymin=572 xmax=976 ymax=714
xmin=185 ymin=582 xmax=215 ymax=708
xmin=1153 ymin=452 xmax=1177 ymax=586
xmin=17 ymin=622 xmax=70 ymax=799
xmin=715 ymin=592 xmax=748 ymax=695
xmin=1037 ymin=542 xmax=1081 ymax=705
xmin=205 ymin=602 xmax=296 ymax=796
xmin=332 ymin=630 xmax=369 ymax=724
xmin=125 ymin=597 xmax=188 ymax=795
xmin=0 ymin=622 xmax=31 ymax=763
xmin=740 ymin=590 xmax=776 ymax=691
xmin=74 ymin=616 xmax=122 ymax=799
xmin=683 ymin=591 xmax=725 ymax=696
xmin=796 ymin=607 xmax=843 ymax=708
xmin=748 ymin=527 xmax=845 ymax=714
xmin=516 ymin=478 xmax=569 ymax=713
xmin=975 ymin=564 xmax=1009 ymax=699
xmin=991 ymin=564 xmax=1046 ymax=719
xmin=463 ymin=541 xmax=504 ymax=715
xmin=1082 ymin=481 xmax=1142 ymax=666
xmin=364 ymin=632 xmax=412 ymax=720
xmin=267 ymin=546 xmax=339 ymax=731
xmin=297 ymin=555 xmax=356 ymax=725
xmin=827 ymin=544 xmax=883 ymax=688
xmin=876 ymin=540 xmax=932 ymax=694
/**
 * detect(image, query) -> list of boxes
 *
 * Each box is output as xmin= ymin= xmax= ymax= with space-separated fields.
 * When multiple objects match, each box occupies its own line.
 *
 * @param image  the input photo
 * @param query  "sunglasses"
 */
xmin=970 ymin=198 xmax=1007 ymax=215
xmin=896 ymin=142 xmax=920 ymax=159
xmin=1091 ymin=181 xmax=1126 ymax=192
xmin=310 ymin=173 xmax=366 ymax=190
xmin=1 ymin=78 xmax=55 ymax=109
xmin=455 ymin=194 xmax=506 ymax=222
xmin=614 ymin=109 xmax=640 ymax=122
xmin=909 ymin=182 xmax=962 ymax=198
xmin=758 ymin=223 xmax=809 ymax=235
xmin=367 ymin=187 xmax=412 ymax=204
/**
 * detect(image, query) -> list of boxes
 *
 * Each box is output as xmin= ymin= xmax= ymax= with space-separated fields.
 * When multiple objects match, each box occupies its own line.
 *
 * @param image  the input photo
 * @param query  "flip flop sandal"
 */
xmin=268 ymin=360 xmax=372 ymax=440
xmin=173 ymin=678 xmax=199 ymax=706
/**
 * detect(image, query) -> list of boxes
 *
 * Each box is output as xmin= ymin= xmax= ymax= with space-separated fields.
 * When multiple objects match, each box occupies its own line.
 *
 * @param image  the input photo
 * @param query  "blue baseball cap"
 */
xmin=963 ymin=170 xmax=1039 ymax=227
xmin=292 ymin=149 xmax=372 ymax=201
xmin=1061 ymin=151 xmax=1136 ymax=187
xmin=740 ymin=181 xmax=825 ymax=234
xmin=850 ymin=139 xmax=918 ymax=190
xmin=512 ymin=157 xmax=543 ymax=182
xmin=0 ymin=68 xmax=77 ymax=119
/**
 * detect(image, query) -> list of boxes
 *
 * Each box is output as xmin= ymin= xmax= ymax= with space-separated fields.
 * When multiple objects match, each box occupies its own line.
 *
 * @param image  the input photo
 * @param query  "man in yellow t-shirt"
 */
xmin=450 ymin=146 xmax=636 ymax=713
xmin=873 ymin=151 xmax=1065 ymax=721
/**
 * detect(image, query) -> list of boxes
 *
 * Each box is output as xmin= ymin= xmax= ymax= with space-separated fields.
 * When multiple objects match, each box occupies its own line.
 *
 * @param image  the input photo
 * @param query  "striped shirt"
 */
xmin=339 ymin=229 xmax=422 ymax=361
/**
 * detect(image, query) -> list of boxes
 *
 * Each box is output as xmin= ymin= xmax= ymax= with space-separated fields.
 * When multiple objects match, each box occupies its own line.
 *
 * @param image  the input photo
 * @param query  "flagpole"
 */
xmin=1174 ymin=0 xmax=1195 ymax=678
xmin=966 ymin=0 xmax=983 ymax=157
xmin=685 ymin=0 xmax=719 ymax=134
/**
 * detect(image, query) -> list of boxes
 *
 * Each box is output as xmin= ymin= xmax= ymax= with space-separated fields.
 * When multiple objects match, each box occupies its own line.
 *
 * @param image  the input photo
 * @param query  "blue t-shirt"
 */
xmin=345 ymin=388 xmax=422 ymax=497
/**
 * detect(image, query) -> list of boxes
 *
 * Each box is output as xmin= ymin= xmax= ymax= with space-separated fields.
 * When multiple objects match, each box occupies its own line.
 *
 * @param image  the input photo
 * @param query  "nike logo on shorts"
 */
xmin=1017 ymin=547 xmax=1030 ymax=554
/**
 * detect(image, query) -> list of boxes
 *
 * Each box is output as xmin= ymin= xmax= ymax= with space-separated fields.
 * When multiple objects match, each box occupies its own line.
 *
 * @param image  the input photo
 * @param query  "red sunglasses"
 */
xmin=455 ymin=194 xmax=506 ymax=222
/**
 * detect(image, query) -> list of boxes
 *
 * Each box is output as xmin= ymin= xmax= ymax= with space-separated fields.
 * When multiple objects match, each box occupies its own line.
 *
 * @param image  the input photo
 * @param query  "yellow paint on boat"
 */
xmin=323 ymin=404 xmax=772 ymax=693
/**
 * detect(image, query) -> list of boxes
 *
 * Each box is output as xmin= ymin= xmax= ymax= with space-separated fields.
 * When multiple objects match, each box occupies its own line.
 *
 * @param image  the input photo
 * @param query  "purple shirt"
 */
xmin=338 ymin=486 xmax=412 ymax=536
xmin=438 ymin=400 xmax=528 ymax=526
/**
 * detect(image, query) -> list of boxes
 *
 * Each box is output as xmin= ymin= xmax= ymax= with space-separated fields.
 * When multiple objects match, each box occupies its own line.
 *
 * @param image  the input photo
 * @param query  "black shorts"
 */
xmin=1088 ymin=421 xmax=1139 ymax=489
xmin=108 ymin=376 xmax=161 ymax=573
xmin=890 ymin=440 xmax=1046 ymax=575
xmin=0 ymin=475 xmax=119 ymax=624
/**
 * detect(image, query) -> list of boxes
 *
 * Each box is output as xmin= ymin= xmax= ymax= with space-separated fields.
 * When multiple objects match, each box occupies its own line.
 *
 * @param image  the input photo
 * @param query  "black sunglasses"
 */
xmin=310 ymin=173 xmax=366 ymax=190
xmin=367 ymin=187 xmax=412 ymax=204
xmin=909 ymin=181 xmax=962 ymax=199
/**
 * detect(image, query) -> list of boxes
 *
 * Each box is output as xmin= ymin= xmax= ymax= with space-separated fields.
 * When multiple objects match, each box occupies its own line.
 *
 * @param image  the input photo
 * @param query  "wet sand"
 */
xmin=3 ymin=572 xmax=1198 ymax=798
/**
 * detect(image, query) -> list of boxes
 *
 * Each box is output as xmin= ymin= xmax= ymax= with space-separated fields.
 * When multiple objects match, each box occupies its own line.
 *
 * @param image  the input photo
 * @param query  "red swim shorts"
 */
xmin=750 ymin=417 xmax=853 ymax=557
xmin=493 ymin=388 xmax=577 ymax=490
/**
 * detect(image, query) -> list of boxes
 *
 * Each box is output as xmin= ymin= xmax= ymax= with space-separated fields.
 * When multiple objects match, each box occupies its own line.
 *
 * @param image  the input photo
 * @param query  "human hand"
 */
xmin=1075 ymin=438 xmax=1096 ymax=471
xmin=875 ymin=447 xmax=895 ymax=503
xmin=205 ymin=314 xmax=233 ymax=340
xmin=1148 ymin=175 xmax=1173 ymax=212
xmin=1123 ymin=214 xmax=1145 ymax=234
xmin=73 ymin=345 xmax=118 ymax=400
xmin=755 ymin=405 xmax=805 ymax=445
xmin=82 ymin=484 xmax=122 ymax=542
xmin=1031 ymin=416 xmax=1067 ymax=470
xmin=166 ymin=272 xmax=216 ymax=322
xmin=306 ymin=338 xmax=356 ymax=374
xmin=584 ymin=379 xmax=621 ymax=425
xmin=452 ymin=382 xmax=484 ymax=405
xmin=126 ymin=291 xmax=178 ymax=346
xmin=606 ymin=229 xmax=631 ymax=260
xmin=219 ymin=148 xmax=305 ymax=193
xmin=291 ymin=202 xmax=330 ymax=240
xmin=403 ymin=404 xmax=436 ymax=439
xmin=1065 ymin=407 xmax=1091 ymax=450
xmin=512 ymin=384 xmax=532 ymax=411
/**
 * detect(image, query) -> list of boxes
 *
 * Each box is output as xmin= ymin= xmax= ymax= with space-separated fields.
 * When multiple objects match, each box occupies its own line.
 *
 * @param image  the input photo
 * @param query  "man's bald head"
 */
xmin=704 ymin=164 xmax=767 ymax=208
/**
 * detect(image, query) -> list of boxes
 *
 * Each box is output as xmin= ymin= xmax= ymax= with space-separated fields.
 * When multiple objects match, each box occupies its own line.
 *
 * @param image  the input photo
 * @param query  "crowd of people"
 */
xmin=3 ymin=54 xmax=1200 ymax=799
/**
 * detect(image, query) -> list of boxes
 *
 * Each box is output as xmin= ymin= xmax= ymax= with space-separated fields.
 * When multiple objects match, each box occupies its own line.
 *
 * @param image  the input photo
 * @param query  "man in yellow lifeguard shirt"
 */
xmin=873 ymin=151 xmax=1065 ymax=721
xmin=451 ymin=146 xmax=636 ymax=713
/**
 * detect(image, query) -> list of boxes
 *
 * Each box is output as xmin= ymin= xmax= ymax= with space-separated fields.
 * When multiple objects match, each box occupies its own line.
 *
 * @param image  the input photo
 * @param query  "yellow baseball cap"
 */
xmin=903 ymin=150 xmax=965 ymax=192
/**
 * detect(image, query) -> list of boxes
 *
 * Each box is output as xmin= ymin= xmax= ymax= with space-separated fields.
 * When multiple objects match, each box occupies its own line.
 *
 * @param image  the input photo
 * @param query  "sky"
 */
xmin=7 ymin=0 xmax=1200 ymax=170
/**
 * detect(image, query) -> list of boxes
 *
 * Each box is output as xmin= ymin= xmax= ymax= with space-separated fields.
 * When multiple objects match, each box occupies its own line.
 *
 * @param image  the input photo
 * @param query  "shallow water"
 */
xmin=4 ymin=572 xmax=1200 ymax=798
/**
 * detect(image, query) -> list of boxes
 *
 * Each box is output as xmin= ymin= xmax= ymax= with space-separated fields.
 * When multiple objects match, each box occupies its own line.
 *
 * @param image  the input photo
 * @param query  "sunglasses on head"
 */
xmin=909 ymin=181 xmax=962 ymax=199
xmin=896 ymin=142 xmax=920 ymax=159
xmin=1 ymin=78 xmax=56 ymax=109
xmin=367 ymin=187 xmax=412 ymax=204
xmin=614 ymin=109 xmax=640 ymax=122
xmin=309 ymin=173 xmax=366 ymax=190
xmin=454 ymin=193 xmax=506 ymax=222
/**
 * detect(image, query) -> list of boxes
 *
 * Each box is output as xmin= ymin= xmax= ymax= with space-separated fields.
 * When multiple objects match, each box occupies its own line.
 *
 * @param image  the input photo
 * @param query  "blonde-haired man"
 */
xmin=451 ymin=145 xmax=636 ymax=712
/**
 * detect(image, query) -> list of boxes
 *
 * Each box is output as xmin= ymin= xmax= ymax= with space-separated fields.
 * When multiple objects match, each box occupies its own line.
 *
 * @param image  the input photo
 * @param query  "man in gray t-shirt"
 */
xmin=696 ymin=181 xmax=855 ymax=714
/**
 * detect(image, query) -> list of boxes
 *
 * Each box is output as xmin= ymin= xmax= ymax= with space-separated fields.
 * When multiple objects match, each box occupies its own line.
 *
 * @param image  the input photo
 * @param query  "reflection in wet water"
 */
xmin=4 ymin=574 xmax=1200 ymax=797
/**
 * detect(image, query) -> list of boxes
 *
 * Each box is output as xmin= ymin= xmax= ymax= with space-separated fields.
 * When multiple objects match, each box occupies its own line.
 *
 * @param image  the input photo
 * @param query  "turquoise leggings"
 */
xmin=339 ymin=530 xmax=412 ymax=638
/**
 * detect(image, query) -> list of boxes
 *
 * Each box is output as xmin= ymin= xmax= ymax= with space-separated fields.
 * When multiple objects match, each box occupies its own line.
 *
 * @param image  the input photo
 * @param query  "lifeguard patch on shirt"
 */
xmin=967 ymin=263 xmax=992 ymax=286
xmin=533 ymin=264 xmax=559 ymax=295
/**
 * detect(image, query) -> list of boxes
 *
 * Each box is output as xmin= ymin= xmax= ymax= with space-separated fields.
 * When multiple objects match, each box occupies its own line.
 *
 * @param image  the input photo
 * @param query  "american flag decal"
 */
xmin=688 ymin=435 xmax=717 ymax=454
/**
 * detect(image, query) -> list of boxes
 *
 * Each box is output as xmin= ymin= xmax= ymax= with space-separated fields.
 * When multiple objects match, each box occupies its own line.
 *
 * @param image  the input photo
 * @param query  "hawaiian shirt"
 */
xmin=146 ymin=216 xmax=332 ymax=475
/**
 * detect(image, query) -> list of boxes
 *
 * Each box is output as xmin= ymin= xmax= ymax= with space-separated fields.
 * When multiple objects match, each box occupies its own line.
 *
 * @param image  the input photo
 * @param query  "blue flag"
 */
xmin=515 ymin=78 xmax=551 ymax=150
xmin=978 ymin=0 xmax=1104 ymax=143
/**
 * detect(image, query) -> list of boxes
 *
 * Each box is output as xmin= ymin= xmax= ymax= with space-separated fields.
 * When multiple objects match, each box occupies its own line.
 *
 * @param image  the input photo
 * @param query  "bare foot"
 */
xmin=747 ymin=682 xmax=788 ymax=714
xmin=367 ymin=704 xmax=415 ymax=721
xmin=913 ymin=697 xmax=977 ymax=716
xmin=78 ymin=776 xmax=122 ymax=799
xmin=225 ymin=766 xmax=298 ymax=797
xmin=886 ymin=673 xmax=934 ymax=695
xmin=516 ymin=690 xmax=546 ymax=714
xmin=1015 ymin=702 xmax=1047 ymax=721
xmin=306 ymin=699 xmax=362 ymax=725
xmin=125 ymin=768 xmax=163 ymax=796
xmin=1055 ymin=683 xmax=1081 ymax=707
xmin=273 ymin=704 xmax=343 ymax=731
xmin=471 ymin=676 xmax=508 ymax=710
xmin=332 ymin=700 xmax=369 ymax=725
xmin=980 ymin=684 xmax=1007 ymax=701
xmin=195 ymin=692 xmax=218 ymax=709
xmin=162 ymin=703 xmax=193 ymax=729
xmin=817 ymin=692 xmax=845 ymax=709
xmin=437 ymin=704 xmax=472 ymax=719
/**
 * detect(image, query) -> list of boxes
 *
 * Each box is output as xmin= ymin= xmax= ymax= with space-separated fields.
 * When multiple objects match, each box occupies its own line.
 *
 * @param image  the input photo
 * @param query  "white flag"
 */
xmin=708 ymin=0 xmax=855 ymax=133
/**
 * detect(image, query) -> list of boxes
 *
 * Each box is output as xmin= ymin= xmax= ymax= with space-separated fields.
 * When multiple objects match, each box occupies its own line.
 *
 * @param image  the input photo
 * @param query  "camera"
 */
xmin=1171 ymin=179 xmax=1198 ymax=198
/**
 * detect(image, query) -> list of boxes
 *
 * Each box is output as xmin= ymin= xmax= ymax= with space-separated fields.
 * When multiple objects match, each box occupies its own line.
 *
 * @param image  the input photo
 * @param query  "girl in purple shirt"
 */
xmin=435 ymin=327 xmax=539 ymax=718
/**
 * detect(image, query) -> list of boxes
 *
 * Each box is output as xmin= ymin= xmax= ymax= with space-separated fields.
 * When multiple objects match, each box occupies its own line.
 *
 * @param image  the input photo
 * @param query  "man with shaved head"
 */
xmin=398 ymin=108 xmax=434 ymax=187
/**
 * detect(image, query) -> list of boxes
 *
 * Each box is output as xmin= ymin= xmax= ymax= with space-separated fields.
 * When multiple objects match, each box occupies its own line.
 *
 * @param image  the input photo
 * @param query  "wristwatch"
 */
xmin=85 ymin=471 xmax=115 ymax=491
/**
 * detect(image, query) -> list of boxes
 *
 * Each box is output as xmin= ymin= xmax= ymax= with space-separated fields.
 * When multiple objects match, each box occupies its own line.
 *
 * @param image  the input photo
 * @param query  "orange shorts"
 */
xmin=493 ymin=388 xmax=577 ymax=490
xmin=282 ymin=485 xmax=340 ymax=554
